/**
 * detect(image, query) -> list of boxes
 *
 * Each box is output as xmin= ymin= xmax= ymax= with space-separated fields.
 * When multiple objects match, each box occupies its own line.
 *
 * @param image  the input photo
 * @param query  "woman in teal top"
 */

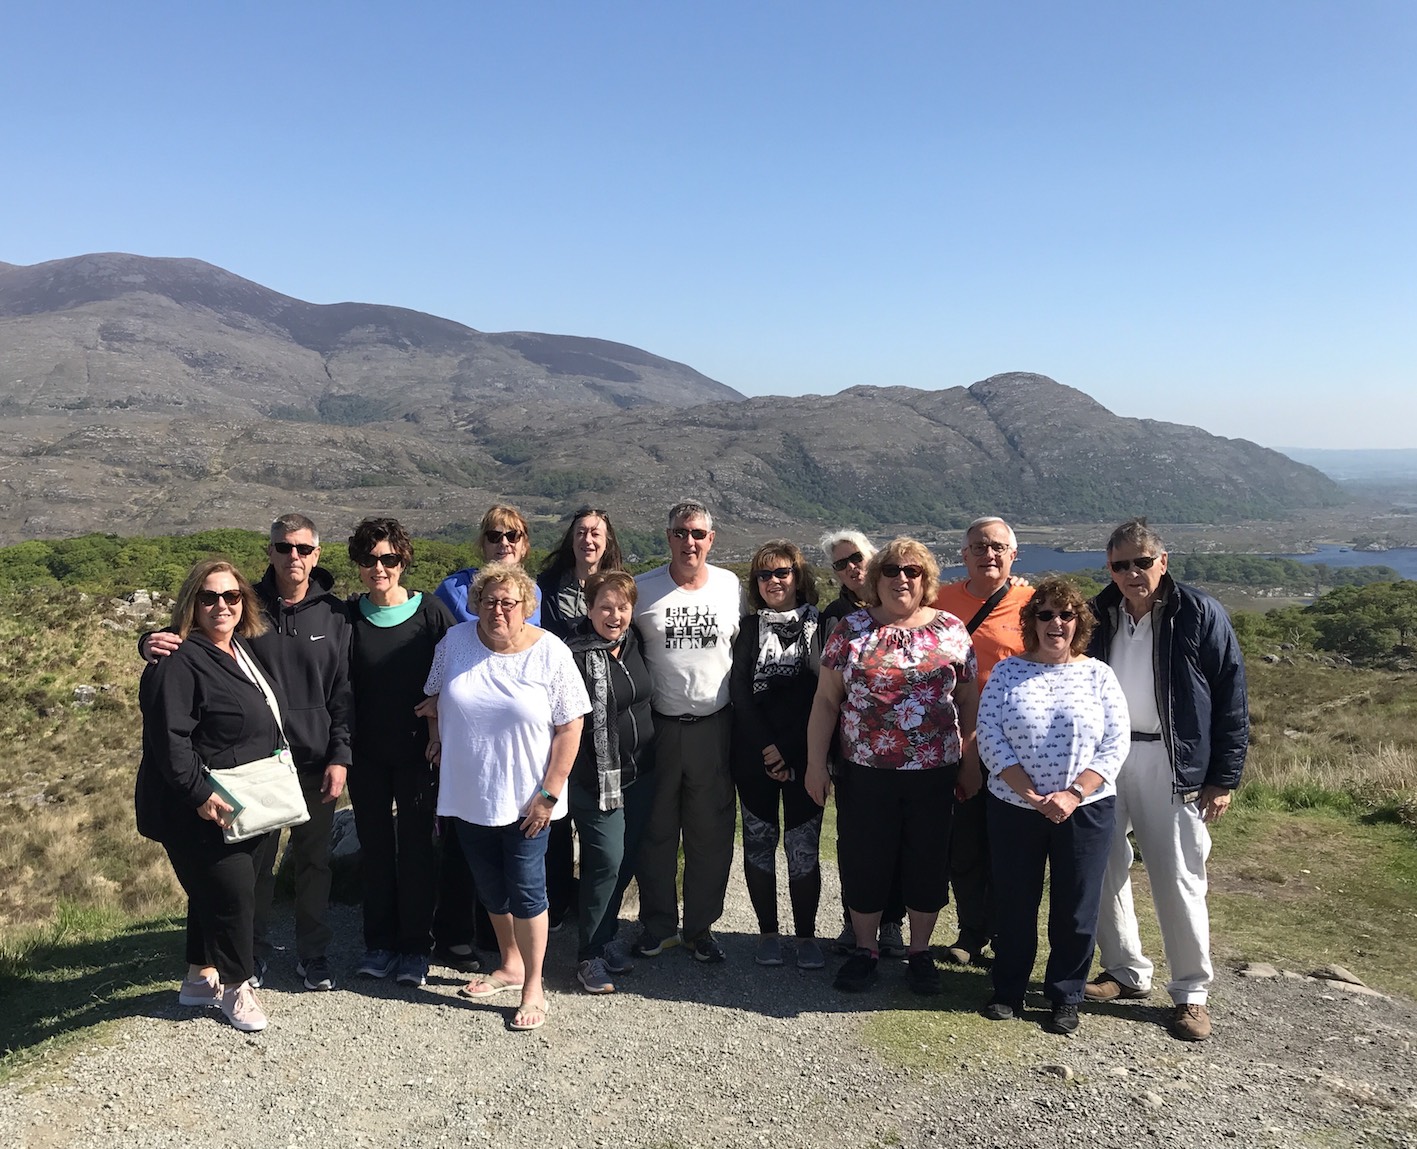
xmin=346 ymin=517 xmax=454 ymax=989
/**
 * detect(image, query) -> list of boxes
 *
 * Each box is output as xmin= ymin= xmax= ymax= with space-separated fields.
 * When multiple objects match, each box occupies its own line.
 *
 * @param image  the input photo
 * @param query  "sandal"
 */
xmin=509 ymin=1000 xmax=547 ymax=1031
xmin=458 ymin=973 xmax=524 ymax=999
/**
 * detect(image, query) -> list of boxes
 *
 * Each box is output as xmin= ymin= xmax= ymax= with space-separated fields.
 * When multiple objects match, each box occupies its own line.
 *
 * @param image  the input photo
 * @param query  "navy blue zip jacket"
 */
xmin=1086 ymin=575 xmax=1249 ymax=793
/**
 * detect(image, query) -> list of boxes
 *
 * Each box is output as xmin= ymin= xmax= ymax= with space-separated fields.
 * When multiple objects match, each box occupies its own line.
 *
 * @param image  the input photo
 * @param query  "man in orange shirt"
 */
xmin=933 ymin=516 xmax=1034 ymax=965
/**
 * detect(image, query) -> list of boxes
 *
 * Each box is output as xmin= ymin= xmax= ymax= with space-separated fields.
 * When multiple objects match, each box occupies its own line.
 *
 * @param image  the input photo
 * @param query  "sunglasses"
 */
xmin=484 ymin=530 xmax=523 ymax=544
xmin=831 ymin=551 xmax=865 ymax=572
xmin=880 ymin=563 xmax=924 ymax=580
xmin=1109 ymin=555 xmax=1160 ymax=573
xmin=356 ymin=553 xmax=404 ymax=569
xmin=755 ymin=567 xmax=794 ymax=582
xmin=271 ymin=541 xmax=317 ymax=556
xmin=967 ymin=541 xmax=1011 ymax=556
xmin=1035 ymin=609 xmax=1078 ymax=623
xmin=196 ymin=589 xmax=243 ymax=608
xmin=669 ymin=527 xmax=710 ymax=541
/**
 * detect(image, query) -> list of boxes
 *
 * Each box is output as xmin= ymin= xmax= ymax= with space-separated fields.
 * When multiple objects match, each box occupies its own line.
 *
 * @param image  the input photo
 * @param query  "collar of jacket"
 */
xmin=256 ymin=564 xmax=337 ymax=613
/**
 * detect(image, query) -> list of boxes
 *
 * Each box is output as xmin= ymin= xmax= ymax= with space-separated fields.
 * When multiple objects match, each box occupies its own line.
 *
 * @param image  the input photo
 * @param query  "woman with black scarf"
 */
xmin=729 ymin=540 xmax=825 ymax=971
xmin=563 ymin=570 xmax=657 ymax=994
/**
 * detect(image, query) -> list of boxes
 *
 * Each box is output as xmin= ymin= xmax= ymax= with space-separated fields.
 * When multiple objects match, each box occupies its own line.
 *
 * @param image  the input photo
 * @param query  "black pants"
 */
xmin=837 ymin=762 xmax=954 ymax=914
xmin=987 ymin=792 xmax=1116 ymax=1005
xmin=545 ymin=816 xmax=578 ymax=926
xmin=432 ymin=821 xmax=497 ymax=952
xmin=733 ymin=756 xmax=822 ymax=937
xmin=348 ymin=748 xmax=439 ymax=955
xmin=948 ymin=788 xmax=993 ymax=950
xmin=164 ymin=831 xmax=264 ymax=985
xmin=252 ymin=769 xmax=335 ymax=963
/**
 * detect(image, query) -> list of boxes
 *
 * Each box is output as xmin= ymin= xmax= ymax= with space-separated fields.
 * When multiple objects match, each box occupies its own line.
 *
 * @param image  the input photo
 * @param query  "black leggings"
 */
xmin=733 ymin=758 xmax=822 ymax=937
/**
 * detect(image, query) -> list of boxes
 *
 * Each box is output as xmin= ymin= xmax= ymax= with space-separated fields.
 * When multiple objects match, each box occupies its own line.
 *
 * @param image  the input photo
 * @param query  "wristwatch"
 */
xmin=1067 ymin=783 xmax=1086 ymax=801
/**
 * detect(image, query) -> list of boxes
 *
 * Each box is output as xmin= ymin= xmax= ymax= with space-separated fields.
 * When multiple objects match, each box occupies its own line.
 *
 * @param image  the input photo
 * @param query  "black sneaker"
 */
xmin=982 ymin=998 xmax=1024 ymax=1021
xmin=632 ymin=930 xmax=681 ymax=958
xmin=296 ymin=955 xmax=335 ymax=991
xmin=1048 ymin=1001 xmax=1080 ymax=1035
xmin=833 ymin=950 xmax=879 ymax=992
xmin=687 ymin=930 xmax=726 ymax=963
xmin=431 ymin=944 xmax=481 ymax=974
xmin=906 ymin=950 xmax=941 ymax=996
xmin=248 ymin=957 xmax=269 ymax=989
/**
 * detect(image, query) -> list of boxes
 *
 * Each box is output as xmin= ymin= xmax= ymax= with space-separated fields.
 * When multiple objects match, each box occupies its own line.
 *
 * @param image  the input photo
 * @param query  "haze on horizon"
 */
xmin=2 ymin=2 xmax=1411 ymax=450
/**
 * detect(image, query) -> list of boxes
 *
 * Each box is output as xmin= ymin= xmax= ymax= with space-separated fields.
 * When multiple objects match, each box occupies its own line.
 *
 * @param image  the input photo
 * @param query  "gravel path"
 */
xmin=4 ymin=860 xmax=1416 ymax=1149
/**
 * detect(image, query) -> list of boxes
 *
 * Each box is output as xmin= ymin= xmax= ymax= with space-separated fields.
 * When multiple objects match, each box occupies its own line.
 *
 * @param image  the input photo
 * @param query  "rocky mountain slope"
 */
xmin=0 ymin=254 xmax=1344 ymax=545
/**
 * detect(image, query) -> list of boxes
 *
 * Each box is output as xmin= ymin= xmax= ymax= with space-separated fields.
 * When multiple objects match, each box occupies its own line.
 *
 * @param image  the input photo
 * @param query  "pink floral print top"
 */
xmin=822 ymin=608 xmax=977 ymax=771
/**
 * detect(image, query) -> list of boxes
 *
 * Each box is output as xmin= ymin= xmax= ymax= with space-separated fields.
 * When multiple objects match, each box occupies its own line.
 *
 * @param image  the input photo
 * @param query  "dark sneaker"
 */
xmin=1048 ymin=1002 xmax=1081 ymax=1035
xmin=577 ymin=957 xmax=615 ymax=994
xmin=356 ymin=949 xmax=398 ymax=979
xmin=831 ymin=924 xmax=857 ymax=955
xmin=982 ymin=999 xmax=1025 ymax=1021
xmin=877 ymin=921 xmax=907 ymax=958
xmin=632 ymin=930 xmax=681 ymax=958
xmin=394 ymin=953 xmax=429 ymax=987
xmin=688 ymin=931 xmax=726 ymax=963
xmin=795 ymin=937 xmax=826 ymax=970
xmin=432 ymin=944 xmax=481 ymax=974
xmin=248 ymin=957 xmax=269 ymax=989
xmin=1084 ymin=972 xmax=1151 ymax=1002
xmin=296 ymin=956 xmax=335 ymax=991
xmin=754 ymin=935 xmax=784 ymax=967
xmin=1171 ymin=1003 xmax=1212 ymax=1041
xmin=833 ymin=950 xmax=879 ymax=993
xmin=906 ymin=950 xmax=941 ymax=996
xmin=603 ymin=939 xmax=636 ymax=974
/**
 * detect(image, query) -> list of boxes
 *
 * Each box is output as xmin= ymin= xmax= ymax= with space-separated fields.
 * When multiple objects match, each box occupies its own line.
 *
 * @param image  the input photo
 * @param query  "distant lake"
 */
xmin=942 ymin=543 xmax=1417 ymax=580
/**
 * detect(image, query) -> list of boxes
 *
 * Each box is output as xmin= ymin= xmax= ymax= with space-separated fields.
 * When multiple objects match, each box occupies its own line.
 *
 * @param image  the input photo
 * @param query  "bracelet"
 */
xmin=538 ymin=787 xmax=558 ymax=804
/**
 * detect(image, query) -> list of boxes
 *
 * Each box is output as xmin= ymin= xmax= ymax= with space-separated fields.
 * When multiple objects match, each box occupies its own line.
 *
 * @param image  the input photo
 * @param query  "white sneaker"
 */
xmin=220 ymin=982 xmax=268 ymax=1032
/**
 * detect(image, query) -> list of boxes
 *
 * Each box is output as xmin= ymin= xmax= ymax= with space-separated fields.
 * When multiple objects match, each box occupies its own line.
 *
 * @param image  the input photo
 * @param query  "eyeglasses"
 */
xmin=196 ymin=589 xmax=243 ymax=608
xmin=880 ymin=564 xmax=924 ymax=580
xmin=271 ymin=541 xmax=317 ymax=556
xmin=755 ymin=567 xmax=794 ymax=582
xmin=484 ymin=530 xmax=523 ymax=545
xmin=1035 ymin=609 xmax=1078 ymax=623
xmin=1109 ymin=555 xmax=1160 ymax=573
xmin=967 ymin=541 xmax=1012 ymax=557
xmin=355 ymin=553 xmax=404 ymax=569
xmin=481 ymin=599 xmax=522 ymax=614
xmin=669 ymin=528 xmax=710 ymax=541
xmin=831 ymin=551 xmax=865 ymax=572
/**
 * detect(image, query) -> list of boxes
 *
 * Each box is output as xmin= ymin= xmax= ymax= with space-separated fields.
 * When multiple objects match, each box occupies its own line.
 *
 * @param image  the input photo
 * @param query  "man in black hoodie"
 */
xmin=144 ymin=513 xmax=354 ymax=991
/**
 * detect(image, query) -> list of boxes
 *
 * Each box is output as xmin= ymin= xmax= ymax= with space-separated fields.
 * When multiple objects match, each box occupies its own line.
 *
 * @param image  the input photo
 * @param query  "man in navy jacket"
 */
xmin=1082 ymin=519 xmax=1248 ymax=1042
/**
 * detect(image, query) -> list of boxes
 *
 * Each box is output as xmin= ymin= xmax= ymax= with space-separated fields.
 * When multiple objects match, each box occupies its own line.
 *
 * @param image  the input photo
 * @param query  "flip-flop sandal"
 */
xmin=509 ymin=1001 xmax=547 ymax=1032
xmin=458 ymin=974 xmax=524 ymax=999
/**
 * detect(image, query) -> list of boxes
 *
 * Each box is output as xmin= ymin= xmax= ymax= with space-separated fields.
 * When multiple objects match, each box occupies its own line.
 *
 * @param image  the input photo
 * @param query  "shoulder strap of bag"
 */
xmin=965 ymin=583 xmax=1012 ymax=635
xmin=232 ymin=642 xmax=290 ymax=749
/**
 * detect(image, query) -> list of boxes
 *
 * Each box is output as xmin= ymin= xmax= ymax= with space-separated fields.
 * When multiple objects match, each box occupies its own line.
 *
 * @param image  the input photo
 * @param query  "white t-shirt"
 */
xmin=978 ymin=656 xmax=1131 ymax=810
xmin=425 ymin=621 xmax=591 ymax=826
xmin=633 ymin=563 xmax=743 ymax=717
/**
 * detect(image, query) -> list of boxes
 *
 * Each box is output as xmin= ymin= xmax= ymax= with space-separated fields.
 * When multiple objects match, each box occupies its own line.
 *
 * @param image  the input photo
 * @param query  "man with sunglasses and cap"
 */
xmin=631 ymin=499 xmax=745 ymax=963
xmin=142 ymin=513 xmax=353 ymax=992
xmin=1083 ymin=518 xmax=1248 ymax=1042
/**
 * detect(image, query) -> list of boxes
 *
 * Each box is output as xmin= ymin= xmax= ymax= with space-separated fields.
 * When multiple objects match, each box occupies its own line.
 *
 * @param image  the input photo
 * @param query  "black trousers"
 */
xmin=432 ymin=821 xmax=497 ymax=952
xmin=348 ymin=748 xmax=439 ymax=955
xmin=252 ymin=769 xmax=335 ymax=962
xmin=987 ymin=792 xmax=1116 ymax=1005
xmin=837 ymin=762 xmax=954 ymax=914
xmin=164 ymin=831 xmax=264 ymax=985
xmin=948 ymin=788 xmax=994 ymax=950
xmin=545 ymin=816 xmax=578 ymax=926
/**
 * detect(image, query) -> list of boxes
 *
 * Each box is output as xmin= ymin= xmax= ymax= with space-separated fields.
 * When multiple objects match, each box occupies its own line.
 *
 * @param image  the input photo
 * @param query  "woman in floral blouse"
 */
xmin=805 ymin=537 xmax=980 ymax=996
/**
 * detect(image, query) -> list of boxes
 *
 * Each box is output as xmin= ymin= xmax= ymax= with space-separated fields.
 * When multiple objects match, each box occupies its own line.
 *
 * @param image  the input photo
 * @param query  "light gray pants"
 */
xmin=636 ymin=709 xmax=735 ymax=942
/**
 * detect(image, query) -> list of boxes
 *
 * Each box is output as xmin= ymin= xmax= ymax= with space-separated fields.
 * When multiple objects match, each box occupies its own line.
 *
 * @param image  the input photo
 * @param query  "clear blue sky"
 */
xmin=2 ymin=1 xmax=1411 ymax=448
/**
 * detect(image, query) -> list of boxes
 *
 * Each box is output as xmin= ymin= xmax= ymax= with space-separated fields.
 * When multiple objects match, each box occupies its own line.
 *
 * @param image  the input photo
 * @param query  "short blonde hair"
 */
xmin=471 ymin=562 xmax=538 ymax=621
xmin=862 ymin=536 xmax=940 ymax=608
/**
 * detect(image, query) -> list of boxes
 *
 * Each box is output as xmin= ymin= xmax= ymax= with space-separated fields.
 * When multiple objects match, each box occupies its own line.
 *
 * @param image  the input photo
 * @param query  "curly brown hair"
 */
xmin=1020 ymin=576 xmax=1095 ymax=656
xmin=348 ymin=517 xmax=414 ymax=568
xmin=747 ymin=540 xmax=819 ymax=611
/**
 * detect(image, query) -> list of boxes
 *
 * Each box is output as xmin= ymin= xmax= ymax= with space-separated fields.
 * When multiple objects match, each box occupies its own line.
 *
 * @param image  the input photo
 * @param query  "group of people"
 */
xmin=134 ymin=501 xmax=1248 ymax=1043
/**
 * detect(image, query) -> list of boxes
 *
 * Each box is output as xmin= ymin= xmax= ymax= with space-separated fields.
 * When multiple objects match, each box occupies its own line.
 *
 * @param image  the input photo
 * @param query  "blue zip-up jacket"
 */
xmin=1086 ymin=575 xmax=1248 ymax=793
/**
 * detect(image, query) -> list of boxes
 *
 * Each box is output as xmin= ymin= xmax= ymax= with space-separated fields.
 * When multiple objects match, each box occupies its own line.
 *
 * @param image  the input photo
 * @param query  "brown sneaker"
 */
xmin=1083 ymin=972 xmax=1151 ymax=1002
xmin=1171 ymin=1003 xmax=1211 ymax=1041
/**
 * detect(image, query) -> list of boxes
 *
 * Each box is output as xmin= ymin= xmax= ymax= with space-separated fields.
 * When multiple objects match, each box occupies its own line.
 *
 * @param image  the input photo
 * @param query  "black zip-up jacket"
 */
xmin=135 ymin=633 xmax=286 ymax=845
xmin=566 ymin=619 xmax=656 ymax=797
xmin=1086 ymin=575 xmax=1249 ymax=793
xmin=249 ymin=565 xmax=355 ymax=773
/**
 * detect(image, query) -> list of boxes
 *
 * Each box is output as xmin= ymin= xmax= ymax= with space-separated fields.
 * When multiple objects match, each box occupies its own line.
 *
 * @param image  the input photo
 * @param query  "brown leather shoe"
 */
xmin=1083 ymin=973 xmax=1151 ymax=1002
xmin=1171 ymin=1003 xmax=1212 ymax=1041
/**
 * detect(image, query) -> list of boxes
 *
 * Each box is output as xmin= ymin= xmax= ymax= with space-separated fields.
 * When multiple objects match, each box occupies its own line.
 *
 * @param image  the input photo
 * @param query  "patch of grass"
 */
xmin=0 ymin=903 xmax=184 ymax=1084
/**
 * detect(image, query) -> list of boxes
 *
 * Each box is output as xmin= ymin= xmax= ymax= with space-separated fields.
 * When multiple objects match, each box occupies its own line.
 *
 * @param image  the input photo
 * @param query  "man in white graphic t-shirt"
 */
xmin=632 ymin=499 xmax=745 ymax=963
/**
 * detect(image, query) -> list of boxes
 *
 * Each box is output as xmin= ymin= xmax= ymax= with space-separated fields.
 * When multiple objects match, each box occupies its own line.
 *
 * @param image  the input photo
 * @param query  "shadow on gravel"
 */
xmin=0 ymin=917 xmax=186 ymax=1076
